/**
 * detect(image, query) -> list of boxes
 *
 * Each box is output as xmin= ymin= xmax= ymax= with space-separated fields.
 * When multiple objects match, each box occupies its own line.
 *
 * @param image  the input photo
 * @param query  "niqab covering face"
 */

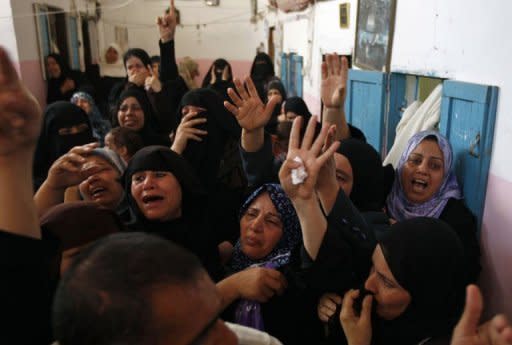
xmin=386 ymin=130 xmax=462 ymax=221
xmin=33 ymin=101 xmax=95 ymax=189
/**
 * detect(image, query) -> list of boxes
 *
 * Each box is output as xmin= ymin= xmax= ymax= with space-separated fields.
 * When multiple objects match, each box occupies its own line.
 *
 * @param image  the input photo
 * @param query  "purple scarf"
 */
xmin=386 ymin=131 xmax=462 ymax=221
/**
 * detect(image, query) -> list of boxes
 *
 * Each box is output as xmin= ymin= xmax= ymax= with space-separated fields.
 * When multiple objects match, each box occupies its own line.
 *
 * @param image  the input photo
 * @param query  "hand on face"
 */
xmin=129 ymin=71 xmax=147 ymax=87
xmin=60 ymin=78 xmax=76 ymax=94
xmin=233 ymin=267 xmax=287 ymax=303
xmin=278 ymin=116 xmax=339 ymax=203
xmin=321 ymin=53 xmax=348 ymax=109
xmin=340 ymin=289 xmax=373 ymax=345
xmin=46 ymin=143 xmax=100 ymax=190
xmin=0 ymin=47 xmax=42 ymax=160
xmin=224 ymin=77 xmax=279 ymax=132
xmin=171 ymin=111 xmax=207 ymax=154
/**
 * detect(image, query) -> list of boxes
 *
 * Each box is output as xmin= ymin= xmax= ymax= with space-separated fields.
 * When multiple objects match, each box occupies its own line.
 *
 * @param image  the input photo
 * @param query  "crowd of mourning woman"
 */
xmin=1 ymin=1 xmax=511 ymax=345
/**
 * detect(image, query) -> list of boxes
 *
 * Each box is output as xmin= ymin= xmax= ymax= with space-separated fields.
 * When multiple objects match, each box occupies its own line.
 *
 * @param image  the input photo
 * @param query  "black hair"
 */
xmin=123 ymin=48 xmax=152 ymax=69
xmin=108 ymin=127 xmax=144 ymax=159
xmin=53 ymin=232 xmax=204 ymax=345
xmin=150 ymin=55 xmax=161 ymax=64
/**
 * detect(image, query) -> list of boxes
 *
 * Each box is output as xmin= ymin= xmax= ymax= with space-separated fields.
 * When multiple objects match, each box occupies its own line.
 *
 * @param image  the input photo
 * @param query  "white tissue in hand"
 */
xmin=291 ymin=156 xmax=308 ymax=185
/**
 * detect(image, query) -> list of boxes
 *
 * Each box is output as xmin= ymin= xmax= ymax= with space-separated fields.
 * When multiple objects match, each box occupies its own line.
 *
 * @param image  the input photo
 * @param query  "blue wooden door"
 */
xmin=439 ymin=80 xmax=499 ymax=226
xmin=386 ymin=73 xmax=407 ymax=154
xmin=280 ymin=52 xmax=288 ymax=93
xmin=68 ymin=16 xmax=81 ymax=70
xmin=290 ymin=54 xmax=303 ymax=97
xmin=345 ymin=69 xmax=386 ymax=152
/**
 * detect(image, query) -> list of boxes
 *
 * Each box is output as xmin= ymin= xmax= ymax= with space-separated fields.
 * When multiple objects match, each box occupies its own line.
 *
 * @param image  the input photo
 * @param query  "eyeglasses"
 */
xmin=119 ymin=104 xmax=142 ymax=112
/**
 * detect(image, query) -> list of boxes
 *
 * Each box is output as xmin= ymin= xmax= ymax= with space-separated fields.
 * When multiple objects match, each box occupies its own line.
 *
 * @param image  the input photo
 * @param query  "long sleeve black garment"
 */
xmin=301 ymin=189 xmax=376 ymax=293
xmin=239 ymin=132 xmax=280 ymax=188
xmin=159 ymin=40 xmax=179 ymax=82
xmin=0 ymin=231 xmax=59 ymax=345
xmin=240 ymin=124 xmax=367 ymax=188
xmin=46 ymin=70 xmax=88 ymax=105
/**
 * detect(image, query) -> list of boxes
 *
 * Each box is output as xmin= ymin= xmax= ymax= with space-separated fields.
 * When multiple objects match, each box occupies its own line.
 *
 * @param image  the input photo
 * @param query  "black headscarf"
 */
xmin=265 ymin=78 xmax=287 ymax=101
xmin=46 ymin=54 xmax=78 ymax=104
xmin=113 ymin=88 xmax=170 ymax=147
xmin=177 ymin=88 xmax=241 ymax=192
xmin=201 ymin=58 xmax=233 ymax=87
xmin=123 ymin=48 xmax=151 ymax=70
xmin=124 ymin=146 xmax=204 ymax=229
xmin=373 ymin=217 xmax=466 ymax=345
xmin=33 ymin=101 xmax=95 ymax=191
xmin=123 ymin=146 xmax=222 ymax=279
xmin=250 ymin=52 xmax=275 ymax=101
xmin=337 ymin=139 xmax=392 ymax=212
xmin=284 ymin=96 xmax=312 ymax=122
xmin=250 ymin=52 xmax=275 ymax=81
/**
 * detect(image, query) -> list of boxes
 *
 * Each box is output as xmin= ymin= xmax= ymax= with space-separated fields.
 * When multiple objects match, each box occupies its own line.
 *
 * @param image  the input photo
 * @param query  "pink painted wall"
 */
xmin=19 ymin=59 xmax=46 ymax=108
xmin=480 ymin=173 xmax=512 ymax=319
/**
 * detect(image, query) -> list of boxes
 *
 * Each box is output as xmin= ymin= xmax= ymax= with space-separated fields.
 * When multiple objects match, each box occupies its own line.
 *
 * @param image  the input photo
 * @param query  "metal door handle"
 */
xmin=469 ymin=133 xmax=480 ymax=158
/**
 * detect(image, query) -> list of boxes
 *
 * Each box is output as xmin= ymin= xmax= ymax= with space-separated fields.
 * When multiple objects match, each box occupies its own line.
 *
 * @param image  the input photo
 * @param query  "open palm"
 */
xmin=279 ymin=116 xmax=339 ymax=201
xmin=321 ymin=53 xmax=348 ymax=108
xmin=224 ymin=76 xmax=278 ymax=132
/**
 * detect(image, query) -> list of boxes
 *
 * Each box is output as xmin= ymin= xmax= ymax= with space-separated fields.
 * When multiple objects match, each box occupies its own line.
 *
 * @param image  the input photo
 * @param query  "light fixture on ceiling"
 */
xmin=205 ymin=0 xmax=220 ymax=6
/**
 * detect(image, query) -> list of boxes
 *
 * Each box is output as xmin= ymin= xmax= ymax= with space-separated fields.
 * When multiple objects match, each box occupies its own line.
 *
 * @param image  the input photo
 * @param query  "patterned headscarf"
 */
xmin=386 ymin=130 xmax=462 ymax=220
xmin=71 ymin=91 xmax=111 ymax=145
xmin=229 ymin=183 xmax=302 ymax=272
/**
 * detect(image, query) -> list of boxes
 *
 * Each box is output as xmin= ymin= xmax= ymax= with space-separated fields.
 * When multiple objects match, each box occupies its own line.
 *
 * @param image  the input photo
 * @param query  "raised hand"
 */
xmin=45 ymin=143 xmax=99 ymax=190
xmin=340 ymin=289 xmax=373 ymax=345
xmin=144 ymin=64 xmax=162 ymax=92
xmin=0 ymin=47 xmax=42 ymax=159
xmin=157 ymin=0 xmax=177 ymax=43
xmin=171 ymin=111 xmax=207 ymax=154
xmin=318 ymin=292 xmax=342 ymax=323
xmin=321 ymin=53 xmax=348 ymax=109
xmin=224 ymin=77 xmax=279 ymax=133
xmin=451 ymin=285 xmax=512 ymax=345
xmin=278 ymin=116 xmax=339 ymax=202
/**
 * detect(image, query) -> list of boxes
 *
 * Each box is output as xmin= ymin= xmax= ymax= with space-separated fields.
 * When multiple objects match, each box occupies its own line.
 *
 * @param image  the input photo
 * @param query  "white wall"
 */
xmin=100 ymin=0 xmax=266 ymax=60
xmin=0 ymin=0 xmax=19 ymax=64
xmin=391 ymin=0 xmax=512 ymax=181
xmin=278 ymin=0 xmax=358 ymax=114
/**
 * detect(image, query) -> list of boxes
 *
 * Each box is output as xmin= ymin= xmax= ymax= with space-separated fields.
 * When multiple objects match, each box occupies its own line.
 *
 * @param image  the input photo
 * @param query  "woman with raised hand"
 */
xmin=33 ymin=102 xmax=95 ymax=191
xmin=278 ymin=116 xmax=467 ymax=345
